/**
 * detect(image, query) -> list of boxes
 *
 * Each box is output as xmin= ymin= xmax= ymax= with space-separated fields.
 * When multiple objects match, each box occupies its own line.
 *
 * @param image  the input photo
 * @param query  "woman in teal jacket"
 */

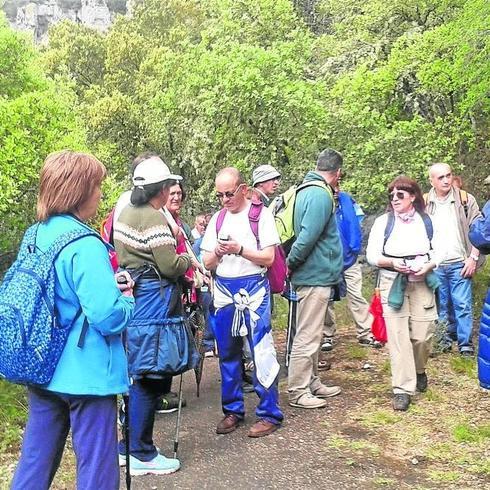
xmin=12 ymin=151 xmax=134 ymax=490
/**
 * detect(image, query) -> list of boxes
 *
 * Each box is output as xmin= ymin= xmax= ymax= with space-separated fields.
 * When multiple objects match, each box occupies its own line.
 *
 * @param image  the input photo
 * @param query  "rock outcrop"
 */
xmin=3 ymin=0 xmax=125 ymax=42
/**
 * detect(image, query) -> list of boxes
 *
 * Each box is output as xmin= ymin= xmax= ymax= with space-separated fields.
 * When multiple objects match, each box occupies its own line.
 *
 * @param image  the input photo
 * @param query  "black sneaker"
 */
xmin=416 ymin=372 xmax=428 ymax=392
xmin=321 ymin=338 xmax=334 ymax=352
xmin=460 ymin=350 xmax=474 ymax=358
xmin=392 ymin=393 xmax=410 ymax=411
xmin=358 ymin=337 xmax=383 ymax=348
xmin=156 ymin=392 xmax=187 ymax=413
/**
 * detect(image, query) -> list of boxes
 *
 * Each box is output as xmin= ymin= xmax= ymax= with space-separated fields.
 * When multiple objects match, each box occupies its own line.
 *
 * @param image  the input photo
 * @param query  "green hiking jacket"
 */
xmin=287 ymin=171 xmax=343 ymax=287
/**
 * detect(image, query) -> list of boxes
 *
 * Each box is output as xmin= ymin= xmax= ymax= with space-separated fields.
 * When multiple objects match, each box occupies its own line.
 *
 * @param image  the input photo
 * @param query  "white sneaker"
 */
xmin=312 ymin=384 xmax=341 ymax=398
xmin=289 ymin=393 xmax=328 ymax=409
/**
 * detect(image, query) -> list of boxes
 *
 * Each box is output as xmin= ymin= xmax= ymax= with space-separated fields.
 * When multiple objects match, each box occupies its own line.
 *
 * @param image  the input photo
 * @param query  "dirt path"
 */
xmin=125 ymin=330 xmax=462 ymax=490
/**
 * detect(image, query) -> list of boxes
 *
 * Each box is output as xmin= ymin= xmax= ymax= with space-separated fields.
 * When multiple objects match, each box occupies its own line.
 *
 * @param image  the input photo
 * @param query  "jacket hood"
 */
xmin=303 ymin=171 xmax=329 ymax=184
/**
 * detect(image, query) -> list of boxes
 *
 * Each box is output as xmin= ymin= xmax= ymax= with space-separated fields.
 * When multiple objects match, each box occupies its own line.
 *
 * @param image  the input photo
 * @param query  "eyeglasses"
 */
xmin=216 ymin=183 xmax=245 ymax=200
xmin=389 ymin=190 xmax=410 ymax=201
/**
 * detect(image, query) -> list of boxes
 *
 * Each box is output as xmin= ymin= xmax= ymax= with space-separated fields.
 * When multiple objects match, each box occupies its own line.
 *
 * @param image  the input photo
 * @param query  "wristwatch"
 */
xmin=470 ymin=254 xmax=479 ymax=262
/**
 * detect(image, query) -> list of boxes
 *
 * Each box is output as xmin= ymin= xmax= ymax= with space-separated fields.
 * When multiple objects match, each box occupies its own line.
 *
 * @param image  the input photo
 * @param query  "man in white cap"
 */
xmin=252 ymin=164 xmax=281 ymax=206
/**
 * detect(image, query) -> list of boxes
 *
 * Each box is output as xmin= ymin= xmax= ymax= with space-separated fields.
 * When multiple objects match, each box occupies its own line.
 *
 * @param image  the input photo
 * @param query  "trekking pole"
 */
xmin=117 ymin=273 xmax=132 ymax=489
xmin=285 ymin=282 xmax=296 ymax=368
xmin=173 ymin=373 xmax=184 ymax=459
xmin=123 ymin=390 xmax=131 ymax=489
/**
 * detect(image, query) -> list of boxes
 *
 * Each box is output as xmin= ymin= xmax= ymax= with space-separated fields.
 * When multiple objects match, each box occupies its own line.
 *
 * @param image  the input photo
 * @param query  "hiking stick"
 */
xmin=285 ymin=283 xmax=296 ymax=368
xmin=123 ymin=392 xmax=131 ymax=489
xmin=173 ymin=373 xmax=184 ymax=459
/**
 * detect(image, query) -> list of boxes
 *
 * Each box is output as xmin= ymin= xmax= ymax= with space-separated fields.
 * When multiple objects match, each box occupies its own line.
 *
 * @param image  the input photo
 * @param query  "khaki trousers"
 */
xmin=288 ymin=286 xmax=331 ymax=402
xmin=324 ymin=261 xmax=372 ymax=339
xmin=379 ymin=272 xmax=437 ymax=395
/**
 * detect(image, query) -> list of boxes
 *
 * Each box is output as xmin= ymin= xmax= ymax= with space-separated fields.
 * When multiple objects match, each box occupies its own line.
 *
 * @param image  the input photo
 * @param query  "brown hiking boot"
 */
xmin=248 ymin=419 xmax=278 ymax=438
xmin=216 ymin=414 xmax=241 ymax=434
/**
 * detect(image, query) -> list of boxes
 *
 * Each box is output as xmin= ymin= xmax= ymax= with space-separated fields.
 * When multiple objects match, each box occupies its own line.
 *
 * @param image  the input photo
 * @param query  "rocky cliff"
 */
xmin=1 ymin=0 xmax=128 ymax=42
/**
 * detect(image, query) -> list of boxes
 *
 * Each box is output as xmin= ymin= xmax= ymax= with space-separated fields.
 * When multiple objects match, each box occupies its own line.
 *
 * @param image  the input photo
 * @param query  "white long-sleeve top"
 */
xmin=366 ymin=212 xmax=441 ymax=267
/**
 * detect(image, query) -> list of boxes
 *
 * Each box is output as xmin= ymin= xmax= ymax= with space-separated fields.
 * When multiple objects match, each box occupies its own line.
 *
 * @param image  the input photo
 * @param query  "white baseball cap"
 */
xmin=132 ymin=157 xmax=182 ymax=187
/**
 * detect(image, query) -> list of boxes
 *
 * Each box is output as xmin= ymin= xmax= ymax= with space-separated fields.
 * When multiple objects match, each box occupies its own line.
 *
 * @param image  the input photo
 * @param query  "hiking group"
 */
xmin=1 ymin=149 xmax=489 ymax=489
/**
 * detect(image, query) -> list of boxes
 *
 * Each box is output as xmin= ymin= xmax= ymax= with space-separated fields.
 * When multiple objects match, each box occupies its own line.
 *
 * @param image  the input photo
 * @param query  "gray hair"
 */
xmin=316 ymin=148 xmax=343 ymax=172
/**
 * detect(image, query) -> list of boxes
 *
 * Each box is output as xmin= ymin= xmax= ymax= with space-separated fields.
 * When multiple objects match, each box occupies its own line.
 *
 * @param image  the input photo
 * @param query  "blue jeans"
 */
xmin=435 ymin=262 xmax=474 ymax=352
xmin=12 ymin=388 xmax=119 ymax=490
xmin=119 ymin=377 xmax=169 ymax=462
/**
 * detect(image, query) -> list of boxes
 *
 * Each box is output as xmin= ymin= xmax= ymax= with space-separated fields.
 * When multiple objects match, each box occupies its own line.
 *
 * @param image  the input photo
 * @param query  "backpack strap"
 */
xmin=420 ymin=212 xmax=434 ymax=244
xmin=459 ymin=189 xmax=469 ymax=218
xmin=44 ymin=226 xmax=103 ymax=349
xmin=294 ymin=180 xmax=335 ymax=234
xmin=76 ymin=312 xmax=89 ymax=348
xmin=382 ymin=212 xmax=396 ymax=256
xmin=215 ymin=204 xmax=264 ymax=250
xmin=215 ymin=208 xmax=228 ymax=236
xmin=248 ymin=201 xmax=263 ymax=248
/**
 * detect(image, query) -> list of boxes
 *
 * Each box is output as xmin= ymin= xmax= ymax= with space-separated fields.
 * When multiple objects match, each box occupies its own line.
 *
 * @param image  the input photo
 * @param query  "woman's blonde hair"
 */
xmin=37 ymin=150 xmax=106 ymax=221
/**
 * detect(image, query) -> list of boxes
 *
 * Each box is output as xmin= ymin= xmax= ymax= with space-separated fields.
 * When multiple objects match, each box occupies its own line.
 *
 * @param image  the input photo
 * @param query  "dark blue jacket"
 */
xmin=336 ymin=191 xmax=362 ymax=270
xmin=469 ymin=200 xmax=490 ymax=390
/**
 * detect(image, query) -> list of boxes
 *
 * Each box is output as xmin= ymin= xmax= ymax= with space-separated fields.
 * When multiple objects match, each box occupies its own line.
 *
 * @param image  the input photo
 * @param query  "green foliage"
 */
xmin=0 ymin=380 xmax=27 ymax=453
xmin=313 ymin=0 xmax=490 ymax=210
xmin=0 ymin=15 xmax=43 ymax=97
xmin=2 ymin=0 xmax=489 ymax=249
xmin=0 ymin=13 xmax=86 ymax=263
xmin=43 ymin=0 xmax=327 ymax=216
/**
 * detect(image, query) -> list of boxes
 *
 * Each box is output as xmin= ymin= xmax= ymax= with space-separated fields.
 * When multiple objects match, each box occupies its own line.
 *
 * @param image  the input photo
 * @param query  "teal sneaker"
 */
xmin=119 ymin=448 xmax=160 ymax=467
xmin=127 ymin=454 xmax=180 ymax=476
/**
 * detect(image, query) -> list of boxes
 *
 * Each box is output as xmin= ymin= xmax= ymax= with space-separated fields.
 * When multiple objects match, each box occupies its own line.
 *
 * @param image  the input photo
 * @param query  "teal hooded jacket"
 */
xmin=287 ymin=171 xmax=343 ymax=286
xmin=36 ymin=214 xmax=135 ymax=395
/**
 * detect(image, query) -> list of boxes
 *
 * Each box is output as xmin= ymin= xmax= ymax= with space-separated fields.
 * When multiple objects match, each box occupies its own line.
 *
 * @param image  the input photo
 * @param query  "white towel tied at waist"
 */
xmin=215 ymin=284 xmax=266 ymax=338
xmin=214 ymin=280 xmax=279 ymax=388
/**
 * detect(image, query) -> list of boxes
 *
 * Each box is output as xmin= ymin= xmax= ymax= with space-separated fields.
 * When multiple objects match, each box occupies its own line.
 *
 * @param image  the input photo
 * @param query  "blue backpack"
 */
xmin=0 ymin=223 xmax=97 ymax=385
xmin=336 ymin=192 xmax=363 ymax=270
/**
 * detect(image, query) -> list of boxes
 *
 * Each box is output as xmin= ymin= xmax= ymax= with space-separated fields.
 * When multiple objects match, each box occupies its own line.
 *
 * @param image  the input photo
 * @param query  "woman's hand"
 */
xmin=392 ymin=258 xmax=411 ymax=274
xmin=115 ymin=271 xmax=134 ymax=297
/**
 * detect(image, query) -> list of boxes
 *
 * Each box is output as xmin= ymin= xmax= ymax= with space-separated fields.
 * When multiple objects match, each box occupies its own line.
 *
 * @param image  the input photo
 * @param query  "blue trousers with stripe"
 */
xmin=214 ymin=274 xmax=283 ymax=425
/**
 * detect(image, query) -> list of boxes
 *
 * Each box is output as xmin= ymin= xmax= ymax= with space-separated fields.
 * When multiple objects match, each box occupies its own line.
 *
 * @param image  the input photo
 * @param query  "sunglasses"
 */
xmin=389 ymin=190 xmax=410 ymax=201
xmin=216 ymin=183 xmax=245 ymax=200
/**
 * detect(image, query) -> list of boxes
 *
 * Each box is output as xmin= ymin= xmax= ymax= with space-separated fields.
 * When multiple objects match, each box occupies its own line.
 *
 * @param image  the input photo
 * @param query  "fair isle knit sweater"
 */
xmin=114 ymin=203 xmax=191 ymax=280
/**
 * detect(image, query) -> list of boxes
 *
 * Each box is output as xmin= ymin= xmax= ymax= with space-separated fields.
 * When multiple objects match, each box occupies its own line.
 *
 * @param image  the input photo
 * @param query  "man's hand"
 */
xmin=461 ymin=257 xmax=477 ymax=278
xmin=217 ymin=238 xmax=241 ymax=256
